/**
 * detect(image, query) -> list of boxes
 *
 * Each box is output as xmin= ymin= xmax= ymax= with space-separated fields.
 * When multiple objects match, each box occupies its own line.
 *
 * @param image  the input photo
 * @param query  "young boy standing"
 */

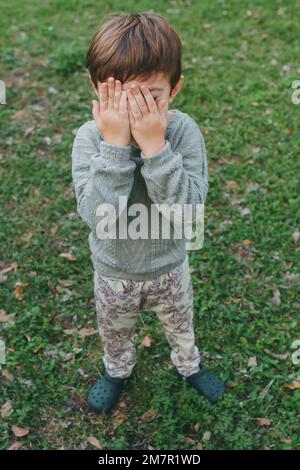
xmin=71 ymin=11 xmax=224 ymax=413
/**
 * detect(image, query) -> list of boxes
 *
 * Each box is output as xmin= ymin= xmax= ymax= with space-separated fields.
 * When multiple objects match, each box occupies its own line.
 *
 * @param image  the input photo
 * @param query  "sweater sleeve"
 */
xmin=140 ymin=115 xmax=208 ymax=232
xmin=71 ymin=122 xmax=136 ymax=232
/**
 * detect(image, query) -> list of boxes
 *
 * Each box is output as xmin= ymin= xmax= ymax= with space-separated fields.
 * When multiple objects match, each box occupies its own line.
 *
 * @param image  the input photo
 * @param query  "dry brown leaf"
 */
xmin=271 ymin=289 xmax=281 ymax=305
xmin=87 ymin=436 xmax=103 ymax=450
xmin=184 ymin=437 xmax=203 ymax=450
xmin=202 ymin=431 xmax=211 ymax=441
xmin=292 ymin=230 xmax=300 ymax=245
xmin=12 ymin=425 xmax=29 ymax=437
xmin=1 ymin=401 xmax=13 ymax=418
xmin=0 ymin=310 xmax=16 ymax=323
xmin=280 ymin=437 xmax=292 ymax=444
xmin=14 ymin=282 xmax=28 ymax=300
xmin=51 ymin=225 xmax=59 ymax=235
xmin=58 ymin=279 xmax=76 ymax=287
xmin=63 ymin=328 xmax=78 ymax=335
xmin=114 ymin=412 xmax=127 ymax=425
xmin=8 ymin=442 xmax=23 ymax=450
xmin=13 ymin=109 xmax=27 ymax=120
xmin=78 ymin=327 xmax=98 ymax=337
xmin=284 ymin=380 xmax=300 ymax=390
xmin=118 ymin=401 xmax=127 ymax=409
xmin=264 ymin=349 xmax=289 ymax=361
xmin=140 ymin=409 xmax=158 ymax=423
xmin=242 ymin=239 xmax=254 ymax=246
xmin=248 ymin=356 xmax=257 ymax=368
xmin=226 ymin=180 xmax=239 ymax=190
xmin=256 ymin=418 xmax=272 ymax=427
xmin=2 ymin=369 xmax=14 ymax=382
xmin=59 ymin=252 xmax=77 ymax=261
xmin=141 ymin=335 xmax=153 ymax=348
xmin=0 ymin=262 xmax=18 ymax=275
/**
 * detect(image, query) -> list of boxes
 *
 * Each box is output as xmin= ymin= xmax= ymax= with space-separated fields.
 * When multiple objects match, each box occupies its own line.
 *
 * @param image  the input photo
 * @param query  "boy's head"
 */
xmin=86 ymin=11 xmax=184 ymax=106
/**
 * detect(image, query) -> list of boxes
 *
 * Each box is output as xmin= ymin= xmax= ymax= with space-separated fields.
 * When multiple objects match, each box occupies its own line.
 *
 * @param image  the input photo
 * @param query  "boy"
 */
xmin=71 ymin=11 xmax=224 ymax=413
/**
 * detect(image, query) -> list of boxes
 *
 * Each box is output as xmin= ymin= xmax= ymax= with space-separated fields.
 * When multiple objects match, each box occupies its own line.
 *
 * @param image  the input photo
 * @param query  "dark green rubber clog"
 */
xmin=177 ymin=365 xmax=225 ymax=404
xmin=87 ymin=371 xmax=132 ymax=413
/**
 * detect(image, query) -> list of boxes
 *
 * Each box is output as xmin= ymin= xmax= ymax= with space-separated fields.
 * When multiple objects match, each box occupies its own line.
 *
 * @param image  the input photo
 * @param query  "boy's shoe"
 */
xmin=87 ymin=370 xmax=132 ymax=414
xmin=176 ymin=364 xmax=225 ymax=404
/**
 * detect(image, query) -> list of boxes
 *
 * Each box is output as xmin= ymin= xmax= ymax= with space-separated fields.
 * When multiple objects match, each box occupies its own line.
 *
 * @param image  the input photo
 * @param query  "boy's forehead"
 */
xmin=122 ymin=72 xmax=168 ymax=90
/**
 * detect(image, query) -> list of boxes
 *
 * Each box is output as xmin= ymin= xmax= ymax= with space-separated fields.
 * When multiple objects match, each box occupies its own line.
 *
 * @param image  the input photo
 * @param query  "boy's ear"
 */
xmin=169 ymin=74 xmax=185 ymax=103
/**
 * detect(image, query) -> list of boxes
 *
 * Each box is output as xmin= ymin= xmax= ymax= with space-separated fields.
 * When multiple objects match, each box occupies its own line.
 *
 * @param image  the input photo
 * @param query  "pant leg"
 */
xmin=93 ymin=270 xmax=143 ymax=378
xmin=141 ymin=256 xmax=201 ymax=377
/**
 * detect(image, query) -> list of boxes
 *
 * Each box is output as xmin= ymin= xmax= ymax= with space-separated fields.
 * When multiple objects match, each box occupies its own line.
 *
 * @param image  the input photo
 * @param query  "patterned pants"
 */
xmin=93 ymin=255 xmax=201 ymax=378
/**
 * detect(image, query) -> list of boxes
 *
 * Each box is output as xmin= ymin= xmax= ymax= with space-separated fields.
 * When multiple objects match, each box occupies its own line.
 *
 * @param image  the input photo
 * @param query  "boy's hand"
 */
xmin=126 ymin=84 xmax=169 ymax=156
xmin=92 ymin=77 xmax=131 ymax=147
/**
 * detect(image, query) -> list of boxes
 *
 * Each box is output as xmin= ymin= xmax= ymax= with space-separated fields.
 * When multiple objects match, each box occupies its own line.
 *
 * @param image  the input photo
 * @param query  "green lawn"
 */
xmin=0 ymin=0 xmax=299 ymax=450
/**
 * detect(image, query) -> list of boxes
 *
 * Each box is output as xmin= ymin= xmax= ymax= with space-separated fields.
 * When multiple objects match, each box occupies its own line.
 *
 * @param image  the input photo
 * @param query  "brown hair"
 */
xmin=86 ymin=11 xmax=182 ymax=96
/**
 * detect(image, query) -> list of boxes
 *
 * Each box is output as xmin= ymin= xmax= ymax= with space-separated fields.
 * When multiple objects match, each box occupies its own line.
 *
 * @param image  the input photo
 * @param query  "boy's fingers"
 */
xmin=140 ymin=85 xmax=157 ymax=113
xmin=99 ymin=82 xmax=108 ymax=110
xmin=127 ymin=89 xmax=142 ymax=120
xmin=130 ymin=85 xmax=148 ymax=114
xmin=114 ymin=80 xmax=122 ymax=110
xmin=127 ymin=101 xmax=135 ymax=123
xmin=119 ymin=90 xmax=128 ymax=115
xmin=107 ymin=77 xmax=115 ymax=109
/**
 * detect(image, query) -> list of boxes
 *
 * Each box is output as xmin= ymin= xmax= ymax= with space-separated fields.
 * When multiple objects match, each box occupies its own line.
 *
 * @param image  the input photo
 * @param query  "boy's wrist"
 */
xmin=103 ymin=137 xmax=130 ymax=148
xmin=141 ymin=139 xmax=166 ymax=157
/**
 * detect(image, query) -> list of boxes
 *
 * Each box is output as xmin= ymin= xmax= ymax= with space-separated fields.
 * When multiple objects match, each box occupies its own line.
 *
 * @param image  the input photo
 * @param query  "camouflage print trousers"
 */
xmin=93 ymin=255 xmax=201 ymax=379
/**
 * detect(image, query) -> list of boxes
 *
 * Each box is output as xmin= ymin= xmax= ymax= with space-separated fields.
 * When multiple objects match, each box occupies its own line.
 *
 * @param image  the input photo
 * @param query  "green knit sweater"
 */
xmin=71 ymin=109 xmax=208 ymax=280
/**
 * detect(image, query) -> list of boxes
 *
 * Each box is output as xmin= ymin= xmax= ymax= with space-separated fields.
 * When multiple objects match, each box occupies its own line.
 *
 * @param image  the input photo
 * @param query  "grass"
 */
xmin=0 ymin=0 xmax=299 ymax=451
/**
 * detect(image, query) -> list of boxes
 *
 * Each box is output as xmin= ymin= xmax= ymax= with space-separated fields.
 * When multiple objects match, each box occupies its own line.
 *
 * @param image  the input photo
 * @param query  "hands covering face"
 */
xmin=93 ymin=76 xmax=174 ymax=155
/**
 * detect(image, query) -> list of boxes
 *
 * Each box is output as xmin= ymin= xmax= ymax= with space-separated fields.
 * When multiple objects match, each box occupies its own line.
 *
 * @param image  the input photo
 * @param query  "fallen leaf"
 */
xmin=1 ymin=401 xmax=13 ymax=418
xmin=12 ymin=426 xmax=29 ymax=437
xmin=2 ymin=369 xmax=14 ymax=382
xmin=8 ymin=442 xmax=23 ymax=450
xmin=14 ymin=282 xmax=28 ymax=300
xmin=63 ymin=328 xmax=78 ymax=335
xmin=248 ymin=356 xmax=257 ymax=368
xmin=118 ymin=401 xmax=127 ymax=409
xmin=139 ymin=409 xmax=158 ymax=423
xmin=292 ymin=230 xmax=300 ymax=245
xmin=241 ymin=207 xmax=251 ymax=216
xmin=0 ymin=274 xmax=7 ymax=283
xmin=271 ymin=289 xmax=281 ymax=305
xmin=283 ymin=380 xmax=300 ymax=390
xmin=226 ymin=180 xmax=239 ymax=190
xmin=59 ymin=252 xmax=77 ymax=261
xmin=264 ymin=349 xmax=289 ymax=361
xmin=184 ymin=437 xmax=203 ymax=450
xmin=242 ymin=239 xmax=254 ymax=246
xmin=256 ymin=418 xmax=272 ymax=427
xmin=202 ymin=431 xmax=211 ymax=441
xmin=141 ymin=335 xmax=153 ymax=348
xmin=0 ymin=310 xmax=16 ymax=323
xmin=78 ymin=327 xmax=98 ymax=337
xmin=87 ymin=436 xmax=103 ymax=450
xmin=24 ymin=126 xmax=35 ymax=137
xmin=280 ymin=437 xmax=292 ymax=444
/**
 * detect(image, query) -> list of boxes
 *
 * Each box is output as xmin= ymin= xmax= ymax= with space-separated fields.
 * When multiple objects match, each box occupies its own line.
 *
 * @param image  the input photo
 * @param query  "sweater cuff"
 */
xmin=99 ymin=140 xmax=132 ymax=163
xmin=140 ymin=140 xmax=171 ymax=167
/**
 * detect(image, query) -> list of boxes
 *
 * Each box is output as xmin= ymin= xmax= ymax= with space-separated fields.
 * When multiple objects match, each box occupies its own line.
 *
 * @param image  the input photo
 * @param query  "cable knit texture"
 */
xmin=71 ymin=109 xmax=208 ymax=280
